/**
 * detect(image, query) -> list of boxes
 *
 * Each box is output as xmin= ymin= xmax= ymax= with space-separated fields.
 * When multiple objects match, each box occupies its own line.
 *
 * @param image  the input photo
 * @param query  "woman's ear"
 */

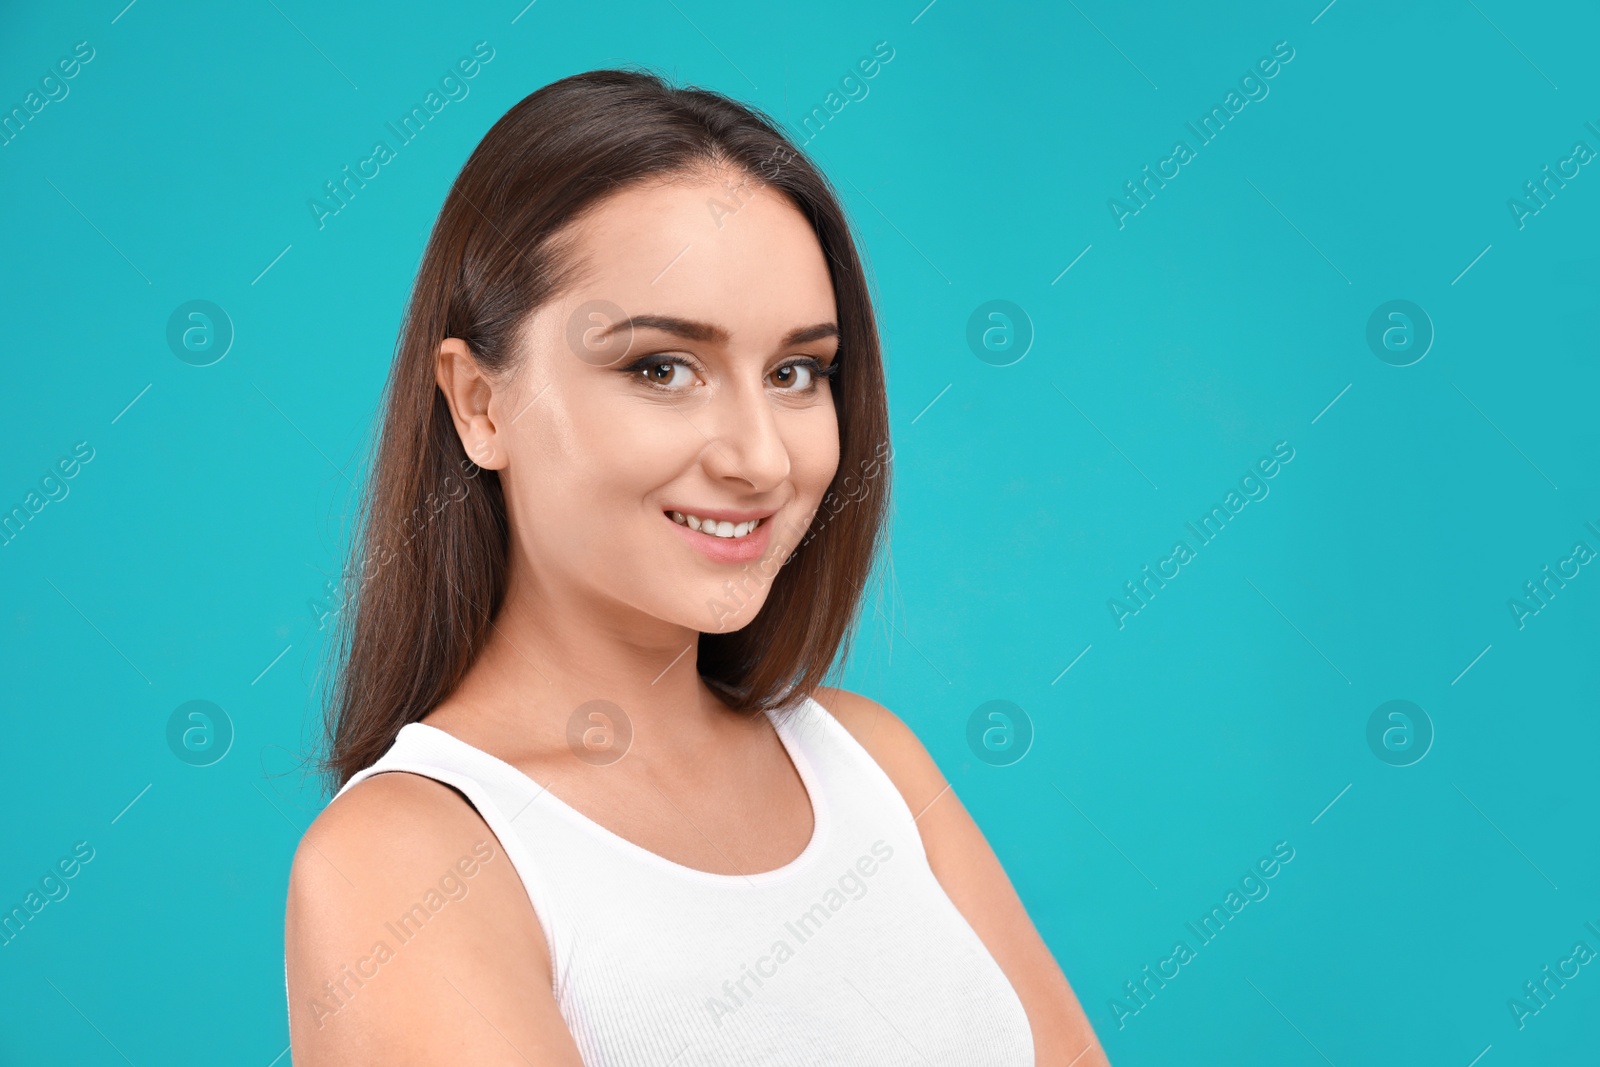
xmin=434 ymin=337 xmax=507 ymax=471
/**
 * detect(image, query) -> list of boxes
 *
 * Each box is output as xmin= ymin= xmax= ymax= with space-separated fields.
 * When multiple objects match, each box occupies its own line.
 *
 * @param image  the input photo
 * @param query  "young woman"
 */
xmin=284 ymin=68 xmax=1108 ymax=1066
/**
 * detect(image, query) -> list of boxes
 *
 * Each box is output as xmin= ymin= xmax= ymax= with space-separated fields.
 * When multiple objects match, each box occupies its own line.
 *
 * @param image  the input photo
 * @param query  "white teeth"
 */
xmin=669 ymin=511 xmax=763 ymax=539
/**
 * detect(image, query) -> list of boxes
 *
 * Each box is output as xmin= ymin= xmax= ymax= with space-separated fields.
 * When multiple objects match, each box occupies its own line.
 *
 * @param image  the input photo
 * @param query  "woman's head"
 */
xmin=320 ymin=68 xmax=891 ymax=790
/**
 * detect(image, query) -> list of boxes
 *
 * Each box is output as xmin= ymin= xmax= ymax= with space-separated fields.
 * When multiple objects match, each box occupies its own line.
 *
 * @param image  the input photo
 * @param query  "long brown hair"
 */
xmin=315 ymin=67 xmax=893 ymax=793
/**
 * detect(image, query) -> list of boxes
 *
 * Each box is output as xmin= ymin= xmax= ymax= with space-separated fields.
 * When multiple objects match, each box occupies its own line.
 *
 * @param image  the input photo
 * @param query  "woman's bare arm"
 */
xmin=284 ymin=772 xmax=586 ymax=1066
xmin=816 ymin=686 xmax=1111 ymax=1067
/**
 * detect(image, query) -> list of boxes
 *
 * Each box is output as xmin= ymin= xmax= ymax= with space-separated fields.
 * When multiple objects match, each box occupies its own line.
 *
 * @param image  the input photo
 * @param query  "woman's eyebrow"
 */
xmin=782 ymin=322 xmax=840 ymax=346
xmin=604 ymin=315 xmax=839 ymax=348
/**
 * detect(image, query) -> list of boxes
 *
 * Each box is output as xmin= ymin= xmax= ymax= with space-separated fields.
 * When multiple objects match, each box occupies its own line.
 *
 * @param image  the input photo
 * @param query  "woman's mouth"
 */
xmin=667 ymin=510 xmax=764 ymax=540
xmin=662 ymin=507 xmax=777 ymax=564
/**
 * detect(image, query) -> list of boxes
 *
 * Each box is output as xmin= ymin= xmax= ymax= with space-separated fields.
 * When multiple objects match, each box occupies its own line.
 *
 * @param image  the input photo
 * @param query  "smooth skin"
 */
xmin=284 ymin=168 xmax=1108 ymax=1065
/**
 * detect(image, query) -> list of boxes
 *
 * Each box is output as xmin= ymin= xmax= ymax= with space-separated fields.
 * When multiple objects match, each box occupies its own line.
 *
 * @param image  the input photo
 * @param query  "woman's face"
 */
xmin=447 ymin=169 xmax=842 ymax=635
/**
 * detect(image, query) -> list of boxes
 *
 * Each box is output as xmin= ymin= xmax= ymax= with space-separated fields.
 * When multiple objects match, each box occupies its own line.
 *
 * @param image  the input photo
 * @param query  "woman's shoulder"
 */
xmin=292 ymin=770 xmax=482 ymax=889
xmin=285 ymin=771 xmax=575 ymax=1061
xmin=286 ymin=771 xmax=519 ymax=970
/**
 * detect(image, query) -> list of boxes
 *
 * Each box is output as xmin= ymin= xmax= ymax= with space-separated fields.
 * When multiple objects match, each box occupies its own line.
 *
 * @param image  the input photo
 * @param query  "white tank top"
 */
xmin=306 ymin=694 xmax=1036 ymax=1065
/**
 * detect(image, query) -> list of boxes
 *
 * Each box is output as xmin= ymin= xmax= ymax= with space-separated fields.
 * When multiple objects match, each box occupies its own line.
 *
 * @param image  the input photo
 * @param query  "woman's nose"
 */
xmin=696 ymin=381 xmax=791 ymax=491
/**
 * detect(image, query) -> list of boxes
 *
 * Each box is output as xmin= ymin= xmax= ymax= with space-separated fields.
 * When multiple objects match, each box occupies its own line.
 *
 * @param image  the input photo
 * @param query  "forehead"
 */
xmin=557 ymin=173 xmax=837 ymax=345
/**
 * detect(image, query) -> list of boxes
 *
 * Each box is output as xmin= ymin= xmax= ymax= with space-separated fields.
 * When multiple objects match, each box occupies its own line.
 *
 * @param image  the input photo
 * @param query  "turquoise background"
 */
xmin=3 ymin=0 xmax=1597 ymax=1062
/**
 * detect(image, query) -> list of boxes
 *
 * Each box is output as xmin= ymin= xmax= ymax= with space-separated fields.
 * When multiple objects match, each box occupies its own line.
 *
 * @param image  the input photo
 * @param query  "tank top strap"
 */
xmin=773 ymin=694 xmax=928 ymax=866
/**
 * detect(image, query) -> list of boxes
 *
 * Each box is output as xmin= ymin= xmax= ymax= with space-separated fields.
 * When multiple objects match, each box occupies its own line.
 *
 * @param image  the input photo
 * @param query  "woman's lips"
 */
xmin=662 ymin=509 xmax=775 ymax=564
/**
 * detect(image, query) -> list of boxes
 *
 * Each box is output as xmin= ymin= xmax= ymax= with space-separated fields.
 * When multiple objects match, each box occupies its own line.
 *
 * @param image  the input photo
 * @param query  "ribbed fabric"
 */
xmin=307 ymin=694 xmax=1036 ymax=1065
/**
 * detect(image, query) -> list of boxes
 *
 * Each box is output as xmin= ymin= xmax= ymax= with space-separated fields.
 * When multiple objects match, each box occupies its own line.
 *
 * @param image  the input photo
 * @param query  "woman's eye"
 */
xmin=638 ymin=357 xmax=697 ymax=390
xmin=771 ymin=360 xmax=817 ymax=390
